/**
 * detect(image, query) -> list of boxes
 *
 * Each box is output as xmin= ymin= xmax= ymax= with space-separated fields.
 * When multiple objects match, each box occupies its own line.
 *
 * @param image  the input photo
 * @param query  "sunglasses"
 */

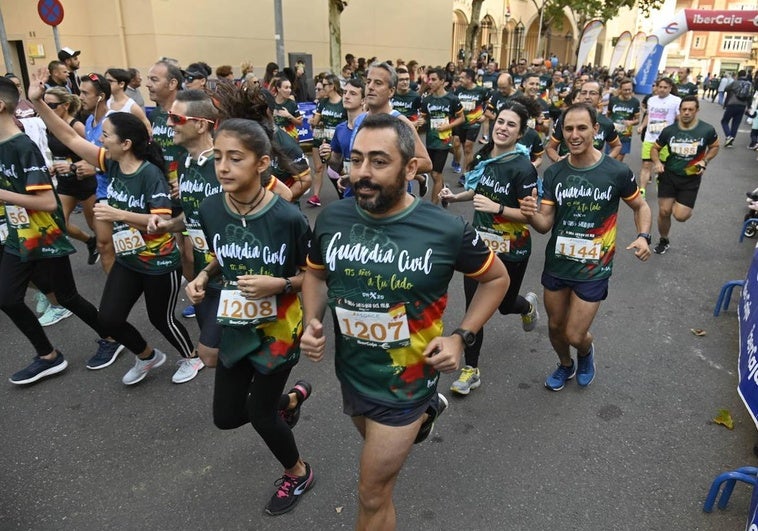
xmin=45 ymin=101 xmax=63 ymax=109
xmin=167 ymin=112 xmax=215 ymax=126
xmin=184 ymin=75 xmax=205 ymax=83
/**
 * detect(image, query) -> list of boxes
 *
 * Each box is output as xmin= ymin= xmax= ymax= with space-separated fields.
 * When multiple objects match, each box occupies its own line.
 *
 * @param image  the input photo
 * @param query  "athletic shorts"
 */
xmin=427 ymin=148 xmax=449 ymax=173
xmin=462 ymin=125 xmax=480 ymax=143
xmin=607 ymin=138 xmax=632 ymax=156
xmin=641 ymin=142 xmax=669 ymax=162
xmin=541 ymin=271 xmax=609 ymax=303
xmin=341 ymin=381 xmax=435 ymax=427
xmin=657 ymin=170 xmax=702 ymax=209
xmin=56 ymin=174 xmax=96 ymax=201
xmin=195 ymin=286 xmax=222 ymax=349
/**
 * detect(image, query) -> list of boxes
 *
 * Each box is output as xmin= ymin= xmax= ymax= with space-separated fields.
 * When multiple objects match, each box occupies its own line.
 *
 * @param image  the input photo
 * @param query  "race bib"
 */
xmin=323 ymin=127 xmax=335 ymax=140
xmin=670 ymin=141 xmax=698 ymax=157
xmin=112 ymin=227 xmax=147 ymax=256
xmin=187 ymin=228 xmax=209 ymax=252
xmin=555 ymin=235 xmax=601 ymax=263
xmin=483 ymin=81 xmax=493 ymax=89
xmin=648 ymin=121 xmax=666 ymax=134
xmin=0 ymin=222 xmax=8 ymax=244
xmin=476 ymin=229 xmax=510 ymax=254
xmin=461 ymin=100 xmax=476 ymax=112
xmin=335 ymin=303 xmax=411 ymax=349
xmin=217 ymin=288 xmax=278 ymax=327
xmin=430 ymin=118 xmax=448 ymax=130
xmin=6 ymin=205 xmax=30 ymax=229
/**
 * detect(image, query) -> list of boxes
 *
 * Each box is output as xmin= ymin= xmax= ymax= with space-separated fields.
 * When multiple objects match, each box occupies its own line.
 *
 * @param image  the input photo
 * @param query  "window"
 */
xmin=722 ymin=35 xmax=753 ymax=53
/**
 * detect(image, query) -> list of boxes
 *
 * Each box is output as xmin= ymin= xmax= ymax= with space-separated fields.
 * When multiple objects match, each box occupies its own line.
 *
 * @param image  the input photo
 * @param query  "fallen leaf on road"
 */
xmin=691 ymin=328 xmax=707 ymax=337
xmin=713 ymin=409 xmax=734 ymax=430
xmin=335 ymin=506 xmax=343 ymax=514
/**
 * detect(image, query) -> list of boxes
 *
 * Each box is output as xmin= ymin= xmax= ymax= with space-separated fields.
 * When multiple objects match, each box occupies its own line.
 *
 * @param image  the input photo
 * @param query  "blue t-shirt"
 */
xmin=86 ymin=111 xmax=113 ymax=199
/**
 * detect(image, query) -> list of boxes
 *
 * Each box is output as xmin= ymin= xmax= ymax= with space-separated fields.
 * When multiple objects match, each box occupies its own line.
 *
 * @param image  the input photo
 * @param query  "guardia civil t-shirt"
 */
xmin=655 ymin=120 xmax=718 ymax=177
xmin=420 ymin=92 xmax=463 ymax=150
xmin=541 ymin=155 xmax=639 ymax=281
xmin=313 ymin=98 xmax=346 ymax=146
xmin=390 ymin=91 xmax=422 ymax=121
xmin=271 ymin=128 xmax=310 ymax=190
xmin=149 ymin=107 xmax=187 ymax=183
xmin=0 ymin=133 xmax=74 ymax=261
xmin=100 ymin=157 xmax=179 ymax=274
xmin=273 ymin=99 xmax=302 ymax=141
xmin=469 ymin=150 xmax=537 ymax=262
xmin=455 ymin=85 xmax=489 ymax=129
xmin=199 ymin=193 xmax=311 ymax=373
xmin=307 ymin=198 xmax=496 ymax=407
xmin=607 ymin=96 xmax=641 ymax=140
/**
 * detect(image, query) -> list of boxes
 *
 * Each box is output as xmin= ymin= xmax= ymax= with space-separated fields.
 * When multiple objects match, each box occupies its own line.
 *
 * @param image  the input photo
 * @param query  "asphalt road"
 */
xmin=1 ymin=99 xmax=756 ymax=531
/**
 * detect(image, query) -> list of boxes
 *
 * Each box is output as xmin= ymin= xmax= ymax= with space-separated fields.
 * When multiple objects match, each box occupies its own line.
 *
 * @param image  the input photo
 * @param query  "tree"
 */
xmin=328 ymin=0 xmax=348 ymax=74
xmin=464 ymin=0 xmax=485 ymax=62
xmin=537 ymin=0 xmax=665 ymax=34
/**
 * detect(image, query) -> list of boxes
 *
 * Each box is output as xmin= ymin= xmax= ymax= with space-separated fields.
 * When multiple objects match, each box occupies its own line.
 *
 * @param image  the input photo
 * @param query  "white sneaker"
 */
xmin=171 ymin=357 xmax=204 ymax=384
xmin=522 ymin=292 xmax=540 ymax=332
xmin=122 ymin=349 xmax=166 ymax=385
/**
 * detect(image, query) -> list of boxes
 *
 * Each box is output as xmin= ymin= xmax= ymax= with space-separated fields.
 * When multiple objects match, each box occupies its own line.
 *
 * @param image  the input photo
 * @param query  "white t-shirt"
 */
xmin=644 ymin=94 xmax=681 ymax=143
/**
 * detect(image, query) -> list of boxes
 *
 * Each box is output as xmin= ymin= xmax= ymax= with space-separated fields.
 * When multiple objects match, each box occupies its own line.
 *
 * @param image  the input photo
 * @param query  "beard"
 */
xmin=354 ymin=171 xmax=408 ymax=215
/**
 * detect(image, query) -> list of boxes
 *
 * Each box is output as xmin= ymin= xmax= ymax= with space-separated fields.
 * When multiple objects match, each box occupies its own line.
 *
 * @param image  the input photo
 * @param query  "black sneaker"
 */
xmin=279 ymin=380 xmax=312 ymax=428
xmin=414 ymin=393 xmax=448 ymax=444
xmin=10 ymin=351 xmax=68 ymax=385
xmin=265 ymin=462 xmax=315 ymax=515
xmin=418 ymin=174 xmax=428 ymax=197
xmin=86 ymin=237 xmax=100 ymax=265
xmin=653 ymin=237 xmax=670 ymax=255
xmin=86 ymin=339 xmax=125 ymax=370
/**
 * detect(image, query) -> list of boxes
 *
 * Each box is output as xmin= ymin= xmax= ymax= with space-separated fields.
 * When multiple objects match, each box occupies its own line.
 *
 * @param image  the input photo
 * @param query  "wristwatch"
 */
xmin=282 ymin=277 xmax=293 ymax=294
xmin=452 ymin=328 xmax=476 ymax=347
xmin=637 ymin=232 xmax=652 ymax=245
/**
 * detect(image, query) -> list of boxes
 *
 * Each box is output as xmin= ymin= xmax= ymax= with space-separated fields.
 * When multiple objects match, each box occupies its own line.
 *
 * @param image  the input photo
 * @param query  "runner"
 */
xmin=638 ymin=77 xmax=680 ymax=195
xmin=606 ymin=78 xmax=640 ymax=162
xmin=0 ymin=75 xmax=122 ymax=385
xmin=301 ymin=114 xmax=508 ymax=529
xmin=185 ymin=118 xmax=314 ymax=516
xmin=306 ymin=74 xmax=345 ymax=207
xmin=439 ymin=101 xmax=539 ymax=395
xmin=520 ymin=103 xmax=652 ymax=391
xmin=29 ymin=71 xmax=198 ymax=385
xmin=650 ymin=95 xmax=720 ymax=254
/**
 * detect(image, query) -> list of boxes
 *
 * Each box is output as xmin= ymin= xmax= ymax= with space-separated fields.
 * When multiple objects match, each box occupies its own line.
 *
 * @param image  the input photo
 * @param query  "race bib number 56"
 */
xmin=6 ymin=205 xmax=30 ymax=229
xmin=555 ymin=235 xmax=600 ymax=263
xmin=335 ymin=303 xmax=411 ymax=349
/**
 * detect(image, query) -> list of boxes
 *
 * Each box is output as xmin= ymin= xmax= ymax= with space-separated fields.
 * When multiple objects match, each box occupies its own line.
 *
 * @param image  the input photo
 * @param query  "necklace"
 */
xmin=228 ymin=187 xmax=266 ymax=227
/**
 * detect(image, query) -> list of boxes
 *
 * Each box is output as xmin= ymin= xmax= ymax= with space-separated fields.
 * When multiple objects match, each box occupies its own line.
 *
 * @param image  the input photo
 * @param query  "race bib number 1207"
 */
xmin=335 ymin=303 xmax=411 ymax=349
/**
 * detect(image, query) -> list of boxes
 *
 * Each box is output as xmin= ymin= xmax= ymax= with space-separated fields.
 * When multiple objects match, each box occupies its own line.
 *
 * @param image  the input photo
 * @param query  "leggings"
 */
xmin=462 ymin=255 xmax=530 ymax=368
xmin=0 ymin=251 xmax=103 ymax=356
xmin=98 ymin=261 xmax=194 ymax=357
xmin=213 ymin=360 xmax=300 ymax=469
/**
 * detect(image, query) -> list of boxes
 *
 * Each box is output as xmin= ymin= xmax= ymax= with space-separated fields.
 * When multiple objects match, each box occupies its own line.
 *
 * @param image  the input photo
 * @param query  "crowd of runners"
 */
xmin=1 ymin=45 xmax=747 ymax=528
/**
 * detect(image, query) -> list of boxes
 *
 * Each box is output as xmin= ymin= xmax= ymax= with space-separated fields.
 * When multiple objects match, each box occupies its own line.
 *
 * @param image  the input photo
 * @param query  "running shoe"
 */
xmin=265 ymin=462 xmax=315 ymax=516
xmin=122 ymin=349 xmax=166 ymax=386
xmin=86 ymin=339 xmax=125 ymax=370
xmin=10 ymin=351 xmax=68 ymax=385
xmin=522 ymin=292 xmax=539 ymax=332
xmin=38 ymin=305 xmax=73 ymax=327
xmin=748 ymin=143 xmax=757 ymax=150
xmin=450 ymin=366 xmax=480 ymax=395
xmin=35 ymin=291 xmax=50 ymax=315
xmin=280 ymin=380 xmax=312 ymax=428
xmin=725 ymin=136 xmax=735 ymax=148
xmin=414 ymin=393 xmax=448 ymax=444
xmin=418 ymin=174 xmax=428 ymax=197
xmin=576 ymin=344 xmax=596 ymax=388
xmin=479 ymin=134 xmax=490 ymax=144
xmin=306 ymin=195 xmax=321 ymax=207
xmin=653 ymin=237 xmax=670 ymax=255
xmin=181 ymin=305 xmax=196 ymax=318
xmin=457 ymin=175 xmax=465 ymax=187
xmin=545 ymin=361 xmax=576 ymax=391
xmin=171 ymin=357 xmax=204 ymax=384
xmin=86 ymin=237 xmax=100 ymax=265
xmin=451 ymin=161 xmax=462 ymax=173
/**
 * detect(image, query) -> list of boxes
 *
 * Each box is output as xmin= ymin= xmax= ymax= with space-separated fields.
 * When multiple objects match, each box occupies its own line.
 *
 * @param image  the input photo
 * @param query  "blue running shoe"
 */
xmin=545 ymin=361 xmax=576 ymax=391
xmin=451 ymin=161 xmax=462 ymax=173
xmin=10 ymin=351 xmax=68 ymax=385
xmin=577 ymin=345 xmax=596 ymax=387
xmin=182 ymin=304 xmax=196 ymax=318
xmin=87 ymin=339 xmax=125 ymax=370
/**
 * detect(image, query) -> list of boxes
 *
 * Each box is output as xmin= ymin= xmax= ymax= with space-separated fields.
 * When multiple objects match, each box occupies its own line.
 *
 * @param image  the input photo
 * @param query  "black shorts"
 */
xmin=461 ymin=125 xmax=480 ymax=143
xmin=657 ymin=170 xmax=702 ymax=209
xmin=427 ymin=149 xmax=450 ymax=173
xmin=541 ymin=271 xmax=609 ymax=302
xmin=340 ymin=381 xmax=434 ymax=427
xmin=56 ymin=174 xmax=96 ymax=201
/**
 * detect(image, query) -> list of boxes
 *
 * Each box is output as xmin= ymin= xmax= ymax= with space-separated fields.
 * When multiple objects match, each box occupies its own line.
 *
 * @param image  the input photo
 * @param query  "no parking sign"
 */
xmin=38 ymin=0 xmax=64 ymax=27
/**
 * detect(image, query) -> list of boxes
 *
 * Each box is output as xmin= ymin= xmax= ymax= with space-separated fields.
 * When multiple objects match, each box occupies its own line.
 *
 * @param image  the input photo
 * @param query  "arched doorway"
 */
xmin=478 ymin=15 xmax=497 ymax=63
xmin=452 ymin=10 xmax=469 ymax=62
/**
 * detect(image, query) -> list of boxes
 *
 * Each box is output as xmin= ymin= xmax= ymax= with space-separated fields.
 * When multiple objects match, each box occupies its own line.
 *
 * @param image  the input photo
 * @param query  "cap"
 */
xmin=58 ymin=47 xmax=81 ymax=61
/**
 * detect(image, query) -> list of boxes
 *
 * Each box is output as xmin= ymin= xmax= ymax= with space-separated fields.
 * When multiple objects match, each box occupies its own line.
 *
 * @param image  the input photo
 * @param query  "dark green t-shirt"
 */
xmin=307 ymin=198 xmax=495 ymax=407
xmin=455 ymin=85 xmax=489 ymax=129
xmin=469 ymin=150 xmax=537 ymax=262
xmin=104 ymin=159 xmax=179 ymax=274
xmin=271 ymin=128 xmax=310 ymax=190
xmin=313 ymin=98 xmax=346 ymax=146
xmin=0 ymin=134 xmax=74 ymax=261
xmin=420 ymin=92 xmax=463 ymax=150
xmin=541 ymin=155 xmax=639 ymax=281
xmin=552 ymin=114 xmax=620 ymax=156
xmin=199 ymin=193 xmax=311 ymax=373
xmin=655 ymin=120 xmax=718 ymax=177
xmin=607 ymin=96 xmax=641 ymax=140
xmin=272 ymin=99 xmax=301 ymax=141
xmin=391 ymin=91 xmax=422 ymax=121
xmin=149 ymin=107 xmax=187 ymax=183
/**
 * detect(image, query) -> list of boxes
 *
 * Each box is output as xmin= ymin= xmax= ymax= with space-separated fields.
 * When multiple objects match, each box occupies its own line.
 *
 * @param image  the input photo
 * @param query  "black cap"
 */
xmin=58 ymin=47 xmax=81 ymax=61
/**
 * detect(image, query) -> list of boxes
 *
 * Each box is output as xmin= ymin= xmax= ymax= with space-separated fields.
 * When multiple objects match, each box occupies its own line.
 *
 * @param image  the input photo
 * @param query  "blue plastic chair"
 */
xmin=703 ymin=466 xmax=758 ymax=512
xmin=714 ymin=280 xmax=745 ymax=316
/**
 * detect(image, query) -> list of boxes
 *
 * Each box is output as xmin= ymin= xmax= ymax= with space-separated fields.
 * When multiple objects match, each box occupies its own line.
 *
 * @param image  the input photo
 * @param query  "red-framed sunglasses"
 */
xmin=167 ymin=112 xmax=216 ymax=126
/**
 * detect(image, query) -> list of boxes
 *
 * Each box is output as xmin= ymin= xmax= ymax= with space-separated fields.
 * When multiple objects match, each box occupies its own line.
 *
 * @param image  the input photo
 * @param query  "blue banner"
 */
xmin=634 ymin=44 xmax=664 ymax=95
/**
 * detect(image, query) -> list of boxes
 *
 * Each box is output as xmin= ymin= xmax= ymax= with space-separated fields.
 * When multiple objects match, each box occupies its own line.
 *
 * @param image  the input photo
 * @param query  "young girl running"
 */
xmin=186 ymin=118 xmax=314 ymax=515
xmin=440 ymin=101 xmax=540 ymax=395
xmin=29 ymin=70 xmax=198 ymax=385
